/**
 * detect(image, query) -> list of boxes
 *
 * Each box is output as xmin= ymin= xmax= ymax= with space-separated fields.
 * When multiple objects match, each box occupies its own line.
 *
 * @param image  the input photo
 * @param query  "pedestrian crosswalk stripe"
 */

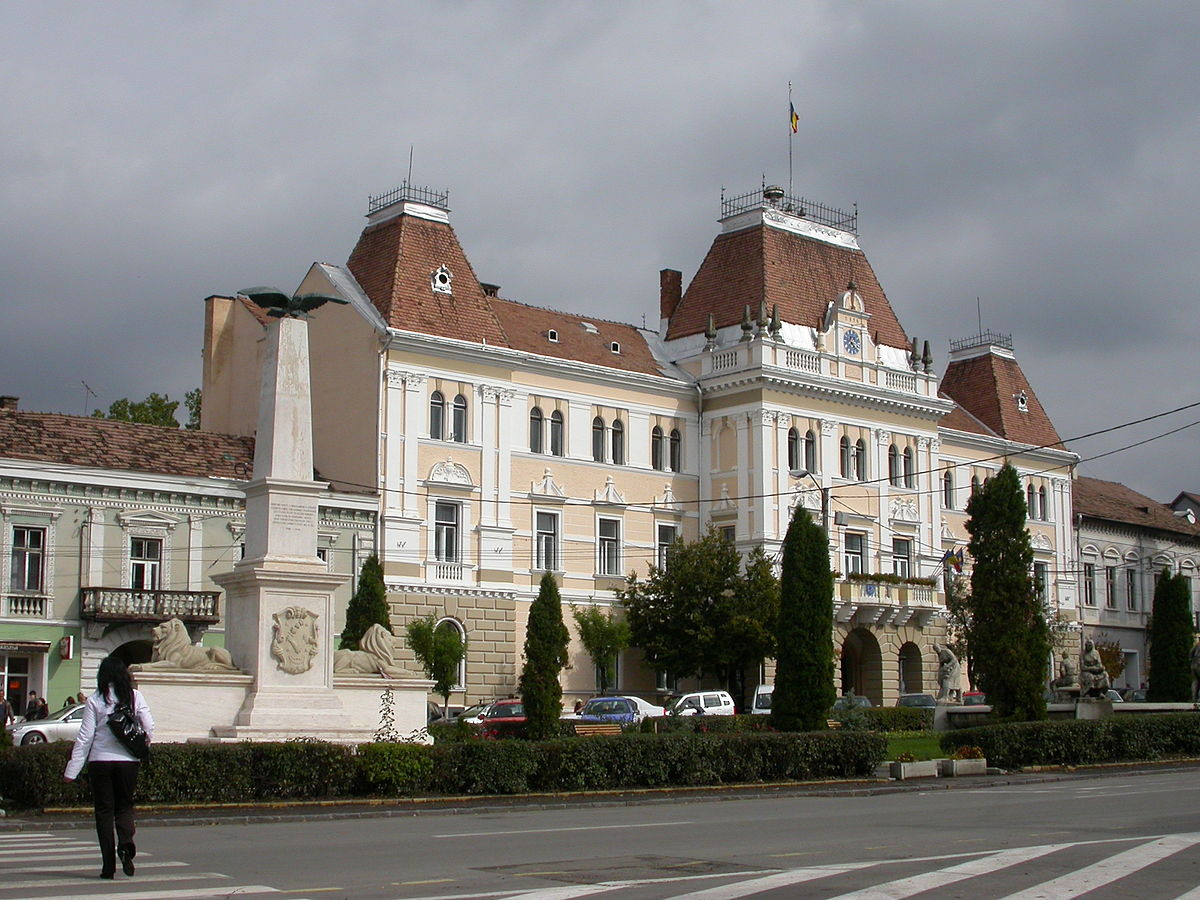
xmin=2 ymin=860 xmax=186 ymax=875
xmin=998 ymin=832 xmax=1200 ymax=899
xmin=823 ymin=843 xmax=1068 ymax=899
xmin=0 ymin=871 xmax=229 ymax=892
xmin=26 ymin=886 xmax=279 ymax=900
xmin=656 ymin=861 xmax=884 ymax=900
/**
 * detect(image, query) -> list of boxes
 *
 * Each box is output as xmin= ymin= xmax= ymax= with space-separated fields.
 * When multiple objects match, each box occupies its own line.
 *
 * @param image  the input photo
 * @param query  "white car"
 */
xmin=750 ymin=684 xmax=773 ymax=714
xmin=668 ymin=690 xmax=736 ymax=716
xmin=621 ymin=695 xmax=667 ymax=721
xmin=9 ymin=703 xmax=86 ymax=746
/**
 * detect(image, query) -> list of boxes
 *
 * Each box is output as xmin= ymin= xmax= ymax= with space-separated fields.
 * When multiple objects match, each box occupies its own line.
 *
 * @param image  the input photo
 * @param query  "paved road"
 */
xmin=3 ymin=768 xmax=1200 ymax=898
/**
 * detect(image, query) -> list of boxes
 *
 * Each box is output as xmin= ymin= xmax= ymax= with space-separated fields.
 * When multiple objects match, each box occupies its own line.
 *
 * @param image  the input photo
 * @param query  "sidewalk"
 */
xmin=6 ymin=759 xmax=1198 ymax=831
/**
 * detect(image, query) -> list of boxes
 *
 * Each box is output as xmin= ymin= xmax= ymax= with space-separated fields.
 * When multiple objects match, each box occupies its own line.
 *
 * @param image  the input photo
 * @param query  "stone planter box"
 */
xmin=937 ymin=757 xmax=987 ymax=777
xmin=889 ymin=759 xmax=939 ymax=780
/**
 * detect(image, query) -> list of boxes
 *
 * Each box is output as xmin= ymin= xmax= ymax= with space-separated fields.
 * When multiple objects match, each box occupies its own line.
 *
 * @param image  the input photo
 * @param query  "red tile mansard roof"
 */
xmin=1074 ymin=475 xmax=1200 ymax=541
xmin=664 ymin=223 xmax=909 ymax=349
xmin=0 ymin=405 xmax=254 ymax=481
xmin=346 ymin=211 xmax=509 ymax=347
xmin=939 ymin=347 xmax=1064 ymax=449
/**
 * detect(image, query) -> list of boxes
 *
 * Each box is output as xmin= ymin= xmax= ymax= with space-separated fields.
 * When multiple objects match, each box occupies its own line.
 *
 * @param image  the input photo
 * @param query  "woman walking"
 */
xmin=63 ymin=656 xmax=154 ymax=879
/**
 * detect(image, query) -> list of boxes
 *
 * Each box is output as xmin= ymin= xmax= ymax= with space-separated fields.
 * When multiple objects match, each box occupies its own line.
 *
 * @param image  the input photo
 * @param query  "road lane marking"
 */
xmin=434 ymin=821 xmax=691 ymax=838
xmin=823 ymin=842 xmax=1067 ymax=899
xmin=998 ymin=832 xmax=1200 ymax=899
xmin=0 ymin=871 xmax=228 ymax=891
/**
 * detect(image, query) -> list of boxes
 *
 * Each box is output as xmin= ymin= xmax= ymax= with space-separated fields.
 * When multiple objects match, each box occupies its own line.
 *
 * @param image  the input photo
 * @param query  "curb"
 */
xmin=6 ymin=760 xmax=1199 ymax=831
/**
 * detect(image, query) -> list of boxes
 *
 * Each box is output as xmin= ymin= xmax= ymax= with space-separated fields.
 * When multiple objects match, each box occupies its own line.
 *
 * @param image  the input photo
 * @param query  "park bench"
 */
xmin=574 ymin=722 xmax=623 ymax=737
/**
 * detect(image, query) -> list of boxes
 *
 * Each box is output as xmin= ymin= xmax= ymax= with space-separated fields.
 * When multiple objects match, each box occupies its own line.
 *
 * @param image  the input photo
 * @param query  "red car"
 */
xmin=478 ymin=699 xmax=526 ymax=738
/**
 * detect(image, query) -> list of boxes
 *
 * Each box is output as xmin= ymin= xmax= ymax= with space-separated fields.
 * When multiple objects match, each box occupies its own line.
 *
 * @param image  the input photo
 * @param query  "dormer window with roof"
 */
xmin=431 ymin=265 xmax=453 ymax=295
xmin=610 ymin=341 xmax=621 ymax=354
xmin=1015 ymin=390 xmax=1029 ymax=412
xmin=548 ymin=329 xmax=558 ymax=342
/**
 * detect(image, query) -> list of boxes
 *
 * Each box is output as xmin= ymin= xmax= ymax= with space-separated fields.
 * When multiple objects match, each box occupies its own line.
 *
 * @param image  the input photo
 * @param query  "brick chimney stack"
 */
xmin=0 ymin=396 xmax=18 ymax=411
xmin=660 ymin=269 xmax=682 ymax=321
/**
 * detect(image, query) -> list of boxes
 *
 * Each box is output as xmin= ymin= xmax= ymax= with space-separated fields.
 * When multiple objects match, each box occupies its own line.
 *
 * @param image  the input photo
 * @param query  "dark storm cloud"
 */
xmin=1 ymin=1 xmax=1197 ymax=500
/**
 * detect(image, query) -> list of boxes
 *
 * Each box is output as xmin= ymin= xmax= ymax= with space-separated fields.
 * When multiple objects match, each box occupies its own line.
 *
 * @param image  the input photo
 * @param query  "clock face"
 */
xmin=843 ymin=330 xmax=861 ymax=355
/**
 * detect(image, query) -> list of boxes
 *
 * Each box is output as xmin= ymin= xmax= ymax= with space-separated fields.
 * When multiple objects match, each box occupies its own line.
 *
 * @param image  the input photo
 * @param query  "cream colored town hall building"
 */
xmin=202 ymin=184 xmax=1078 ymax=710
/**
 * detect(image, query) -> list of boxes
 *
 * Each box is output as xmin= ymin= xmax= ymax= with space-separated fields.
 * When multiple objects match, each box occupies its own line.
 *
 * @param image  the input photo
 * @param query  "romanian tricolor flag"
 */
xmin=789 ymin=102 xmax=799 ymax=133
xmin=941 ymin=547 xmax=965 ymax=573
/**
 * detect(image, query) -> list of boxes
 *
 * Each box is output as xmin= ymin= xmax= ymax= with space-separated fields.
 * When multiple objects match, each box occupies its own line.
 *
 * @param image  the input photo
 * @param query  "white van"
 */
xmin=750 ymin=684 xmax=773 ymax=715
xmin=668 ymin=690 xmax=736 ymax=716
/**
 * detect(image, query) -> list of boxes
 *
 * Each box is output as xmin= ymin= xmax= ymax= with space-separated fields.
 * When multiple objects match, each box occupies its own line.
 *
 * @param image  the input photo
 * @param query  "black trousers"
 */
xmin=88 ymin=761 xmax=139 ymax=871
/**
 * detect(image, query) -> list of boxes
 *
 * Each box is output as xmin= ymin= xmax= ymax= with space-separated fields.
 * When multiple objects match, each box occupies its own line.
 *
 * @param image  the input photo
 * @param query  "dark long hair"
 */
xmin=96 ymin=655 xmax=133 ymax=706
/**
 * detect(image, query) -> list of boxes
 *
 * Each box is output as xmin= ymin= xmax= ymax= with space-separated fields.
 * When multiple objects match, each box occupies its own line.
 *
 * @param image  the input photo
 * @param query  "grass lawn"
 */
xmin=885 ymin=731 xmax=944 ymax=761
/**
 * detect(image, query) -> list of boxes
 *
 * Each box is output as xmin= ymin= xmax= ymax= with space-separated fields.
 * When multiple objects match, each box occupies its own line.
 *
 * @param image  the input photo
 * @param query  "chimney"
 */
xmin=0 ymin=396 xmax=17 ymax=411
xmin=660 ymin=269 xmax=682 ymax=320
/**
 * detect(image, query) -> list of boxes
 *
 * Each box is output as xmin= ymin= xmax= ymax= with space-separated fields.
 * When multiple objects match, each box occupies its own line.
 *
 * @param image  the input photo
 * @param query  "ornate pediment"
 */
xmin=1032 ymin=533 xmax=1053 ymax=551
xmin=428 ymin=458 xmax=473 ymax=487
xmin=116 ymin=510 xmax=180 ymax=532
xmin=889 ymin=497 xmax=919 ymax=523
xmin=531 ymin=468 xmax=566 ymax=499
xmin=594 ymin=476 xmax=625 ymax=505
xmin=655 ymin=484 xmax=682 ymax=512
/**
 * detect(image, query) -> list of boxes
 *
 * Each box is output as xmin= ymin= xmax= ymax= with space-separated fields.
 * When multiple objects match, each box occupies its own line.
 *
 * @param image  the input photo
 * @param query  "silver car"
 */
xmin=9 ymin=703 xmax=85 ymax=746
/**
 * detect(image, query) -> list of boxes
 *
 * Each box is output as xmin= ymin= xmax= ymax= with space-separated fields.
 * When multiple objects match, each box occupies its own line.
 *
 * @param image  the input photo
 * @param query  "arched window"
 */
xmin=651 ymin=426 xmax=665 ymax=471
xmin=854 ymin=439 xmax=867 ymax=482
xmin=971 ymin=475 xmax=981 ymax=496
xmin=787 ymin=428 xmax=800 ymax=471
xmin=943 ymin=470 xmax=954 ymax=509
xmin=804 ymin=430 xmax=817 ymax=473
xmin=888 ymin=445 xmax=900 ymax=486
xmin=549 ymin=411 xmax=564 ymax=457
xmin=434 ymin=617 xmax=467 ymax=690
xmin=903 ymin=447 xmax=914 ymax=488
xmin=451 ymin=394 xmax=467 ymax=443
xmin=1026 ymin=484 xmax=1036 ymax=518
xmin=840 ymin=436 xmax=852 ymax=478
xmin=611 ymin=419 xmax=625 ymax=465
xmin=669 ymin=428 xmax=682 ymax=472
xmin=592 ymin=417 xmax=605 ymax=462
xmin=429 ymin=391 xmax=445 ymax=440
xmin=529 ymin=407 xmax=544 ymax=454
xmin=1038 ymin=486 xmax=1048 ymax=521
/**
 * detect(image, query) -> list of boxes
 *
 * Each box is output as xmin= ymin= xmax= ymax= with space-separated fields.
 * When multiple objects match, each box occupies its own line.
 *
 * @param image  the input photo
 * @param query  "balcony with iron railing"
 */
xmin=81 ymin=587 xmax=221 ymax=624
xmin=834 ymin=574 xmax=942 ymax=628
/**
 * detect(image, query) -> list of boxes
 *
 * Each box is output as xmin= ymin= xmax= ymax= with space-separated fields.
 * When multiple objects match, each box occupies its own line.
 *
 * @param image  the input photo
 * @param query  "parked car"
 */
xmin=831 ymin=693 xmax=871 ymax=711
xmin=1104 ymin=689 xmax=1124 ymax=702
xmin=897 ymin=693 xmax=936 ymax=708
xmin=1122 ymin=688 xmax=1147 ymax=702
xmin=751 ymin=684 xmax=773 ymax=714
xmin=477 ymin=698 xmax=526 ymax=737
xmin=567 ymin=696 xmax=664 ymax=726
xmin=426 ymin=701 xmax=446 ymax=724
xmin=668 ymin=690 xmax=736 ymax=716
xmin=450 ymin=703 xmax=490 ymax=722
xmin=9 ymin=703 xmax=85 ymax=746
xmin=962 ymin=691 xmax=988 ymax=706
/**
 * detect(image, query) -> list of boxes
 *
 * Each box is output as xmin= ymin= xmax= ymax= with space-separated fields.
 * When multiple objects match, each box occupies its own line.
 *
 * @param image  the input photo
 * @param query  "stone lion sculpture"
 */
xmin=333 ymin=623 xmax=407 ymax=677
xmin=131 ymin=618 xmax=238 ymax=672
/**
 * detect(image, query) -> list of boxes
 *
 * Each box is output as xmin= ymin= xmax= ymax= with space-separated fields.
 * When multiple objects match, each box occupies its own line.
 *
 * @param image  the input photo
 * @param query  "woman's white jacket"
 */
xmin=64 ymin=689 xmax=154 ymax=780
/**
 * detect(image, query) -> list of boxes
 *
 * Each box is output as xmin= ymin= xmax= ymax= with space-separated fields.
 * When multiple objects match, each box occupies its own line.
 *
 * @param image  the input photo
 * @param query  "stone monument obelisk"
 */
xmin=212 ymin=315 xmax=355 ymax=738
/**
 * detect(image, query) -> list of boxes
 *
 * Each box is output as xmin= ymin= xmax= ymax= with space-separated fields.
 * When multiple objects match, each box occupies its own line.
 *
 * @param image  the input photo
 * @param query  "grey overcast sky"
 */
xmin=2 ymin=1 xmax=1197 ymax=503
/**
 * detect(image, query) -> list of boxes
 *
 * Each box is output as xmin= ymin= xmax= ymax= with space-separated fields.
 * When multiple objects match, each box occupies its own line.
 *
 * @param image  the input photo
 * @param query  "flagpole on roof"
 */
xmin=788 ymin=81 xmax=794 ymax=196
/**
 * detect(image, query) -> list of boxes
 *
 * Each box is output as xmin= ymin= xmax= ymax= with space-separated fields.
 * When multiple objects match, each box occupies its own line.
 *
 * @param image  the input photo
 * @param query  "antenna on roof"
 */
xmin=80 ymin=380 xmax=96 ymax=416
xmin=406 ymin=145 xmax=414 ymax=187
xmin=977 ymin=296 xmax=983 ymax=334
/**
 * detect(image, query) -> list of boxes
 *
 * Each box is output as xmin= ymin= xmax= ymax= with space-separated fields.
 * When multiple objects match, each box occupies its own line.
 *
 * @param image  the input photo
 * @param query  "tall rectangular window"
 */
xmin=10 ymin=526 xmax=45 ymax=592
xmin=130 ymin=537 xmax=162 ymax=590
xmin=891 ymin=538 xmax=911 ymax=578
xmin=535 ymin=512 xmax=559 ymax=571
xmin=1083 ymin=562 xmax=1096 ymax=606
xmin=844 ymin=533 xmax=865 ymax=575
xmin=1105 ymin=566 xmax=1117 ymax=608
xmin=656 ymin=524 xmax=678 ymax=570
xmin=1126 ymin=567 xmax=1138 ymax=610
xmin=1033 ymin=562 xmax=1048 ymax=602
xmin=434 ymin=502 xmax=459 ymax=562
xmin=598 ymin=518 xmax=621 ymax=576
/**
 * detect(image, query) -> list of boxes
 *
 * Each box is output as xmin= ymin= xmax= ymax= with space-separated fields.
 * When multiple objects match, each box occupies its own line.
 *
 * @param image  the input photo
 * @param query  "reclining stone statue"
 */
xmin=333 ymin=623 xmax=408 ymax=677
xmin=131 ymin=618 xmax=239 ymax=672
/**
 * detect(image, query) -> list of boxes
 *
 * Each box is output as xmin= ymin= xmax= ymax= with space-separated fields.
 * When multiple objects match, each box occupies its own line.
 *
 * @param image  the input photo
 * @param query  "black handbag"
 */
xmin=107 ymin=702 xmax=150 ymax=761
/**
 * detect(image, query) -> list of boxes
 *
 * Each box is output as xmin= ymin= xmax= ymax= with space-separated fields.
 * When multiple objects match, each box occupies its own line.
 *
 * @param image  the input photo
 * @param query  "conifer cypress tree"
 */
xmin=772 ymin=505 xmax=835 ymax=731
xmin=339 ymin=555 xmax=391 ymax=650
xmin=1147 ymin=570 xmax=1193 ymax=702
xmin=520 ymin=572 xmax=571 ymax=739
xmin=965 ymin=463 xmax=1049 ymax=721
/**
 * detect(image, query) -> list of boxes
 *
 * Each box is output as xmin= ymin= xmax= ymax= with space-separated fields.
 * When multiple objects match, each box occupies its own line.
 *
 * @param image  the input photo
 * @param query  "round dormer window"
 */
xmin=431 ymin=265 xmax=453 ymax=295
xmin=1015 ymin=390 xmax=1028 ymax=412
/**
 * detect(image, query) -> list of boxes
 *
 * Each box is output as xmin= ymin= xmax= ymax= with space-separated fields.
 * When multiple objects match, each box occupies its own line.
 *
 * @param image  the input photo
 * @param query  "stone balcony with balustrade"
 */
xmin=834 ymin=576 xmax=943 ymax=628
xmin=81 ymin=587 xmax=221 ymax=625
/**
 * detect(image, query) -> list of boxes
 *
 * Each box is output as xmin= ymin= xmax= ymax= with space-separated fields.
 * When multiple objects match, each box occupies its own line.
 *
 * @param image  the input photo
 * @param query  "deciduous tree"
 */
xmin=772 ymin=506 xmax=835 ymax=732
xmin=405 ymin=615 xmax=467 ymax=716
xmin=965 ymin=463 xmax=1049 ymax=721
xmin=570 ymin=603 xmax=630 ymax=696
xmin=93 ymin=392 xmax=183 ymax=427
xmin=520 ymin=572 xmax=571 ymax=739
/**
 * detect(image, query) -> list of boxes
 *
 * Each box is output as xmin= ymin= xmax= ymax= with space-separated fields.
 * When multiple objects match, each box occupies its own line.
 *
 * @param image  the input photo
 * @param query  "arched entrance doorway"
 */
xmin=840 ymin=627 xmax=883 ymax=706
xmin=898 ymin=642 xmax=923 ymax=695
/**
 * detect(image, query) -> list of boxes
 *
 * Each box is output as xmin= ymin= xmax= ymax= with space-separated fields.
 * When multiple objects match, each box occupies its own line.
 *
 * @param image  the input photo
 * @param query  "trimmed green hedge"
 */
xmin=940 ymin=713 xmax=1200 ymax=769
xmin=863 ymin=707 xmax=933 ymax=732
xmin=0 ymin=730 xmax=886 ymax=809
